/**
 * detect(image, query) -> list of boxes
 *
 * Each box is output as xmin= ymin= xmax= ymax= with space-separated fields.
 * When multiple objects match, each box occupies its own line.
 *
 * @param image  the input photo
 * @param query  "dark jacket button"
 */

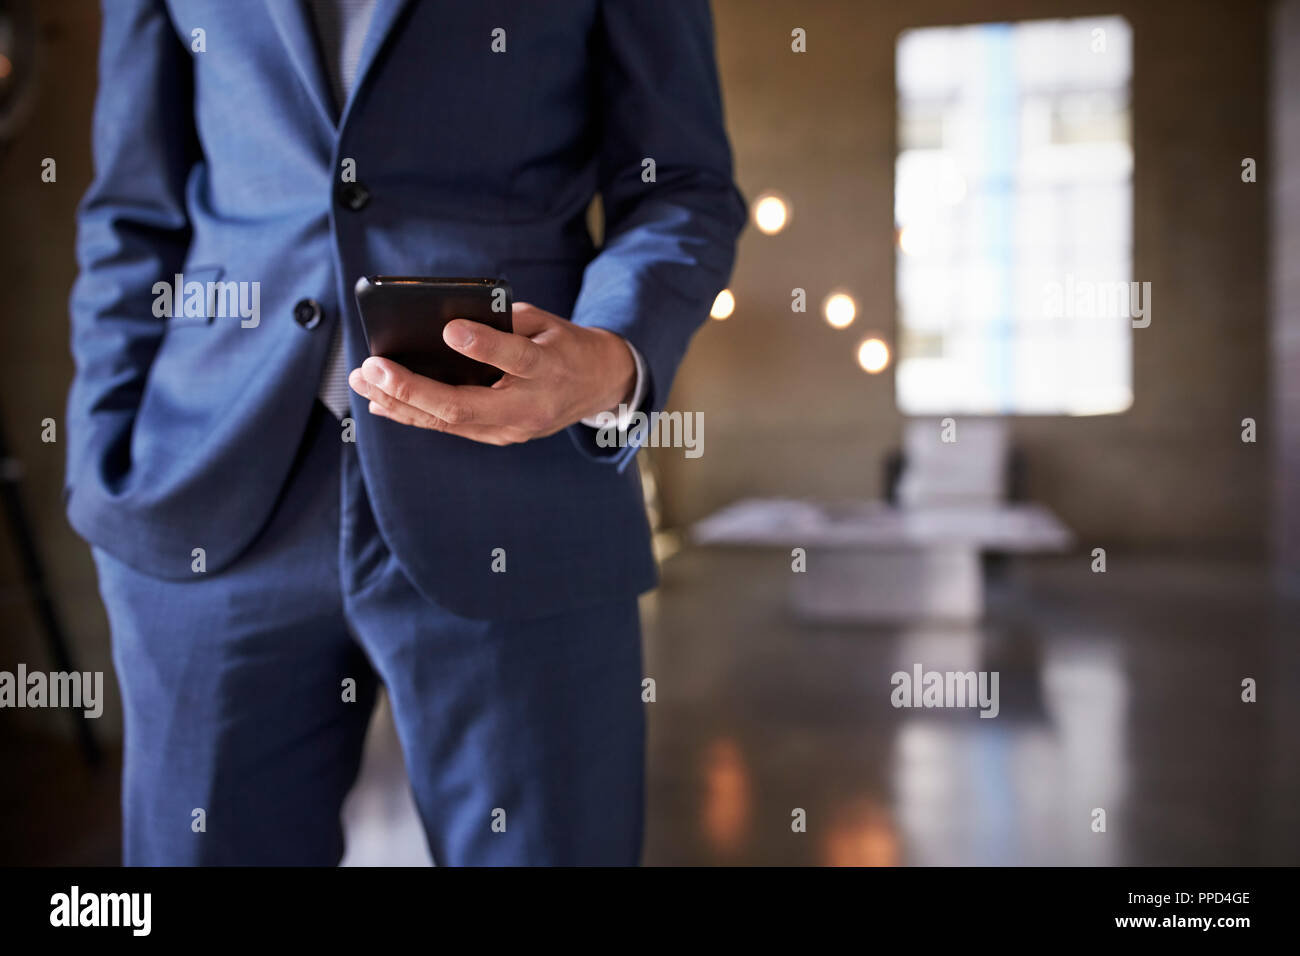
xmin=339 ymin=182 xmax=371 ymax=211
xmin=293 ymin=298 xmax=323 ymax=329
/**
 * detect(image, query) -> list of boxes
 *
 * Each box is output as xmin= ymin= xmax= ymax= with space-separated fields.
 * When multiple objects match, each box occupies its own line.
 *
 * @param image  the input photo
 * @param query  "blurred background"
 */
xmin=2 ymin=0 xmax=1298 ymax=865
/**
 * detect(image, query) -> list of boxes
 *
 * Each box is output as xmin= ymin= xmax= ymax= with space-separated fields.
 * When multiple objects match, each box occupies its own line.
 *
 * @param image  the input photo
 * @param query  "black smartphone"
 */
xmin=354 ymin=276 xmax=513 ymax=386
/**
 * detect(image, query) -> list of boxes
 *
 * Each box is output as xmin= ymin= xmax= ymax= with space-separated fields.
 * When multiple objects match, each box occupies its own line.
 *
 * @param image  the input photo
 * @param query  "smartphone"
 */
xmin=354 ymin=276 xmax=513 ymax=387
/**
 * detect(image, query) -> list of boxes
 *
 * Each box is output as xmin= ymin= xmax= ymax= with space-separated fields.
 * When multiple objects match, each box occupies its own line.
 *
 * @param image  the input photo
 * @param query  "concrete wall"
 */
xmin=1272 ymin=0 xmax=1300 ymax=595
xmin=0 ymin=1 xmax=114 ymax=734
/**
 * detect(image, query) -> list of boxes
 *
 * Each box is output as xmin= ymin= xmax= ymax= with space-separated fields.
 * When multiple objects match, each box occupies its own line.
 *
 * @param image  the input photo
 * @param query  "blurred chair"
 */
xmin=885 ymin=418 xmax=1027 ymax=507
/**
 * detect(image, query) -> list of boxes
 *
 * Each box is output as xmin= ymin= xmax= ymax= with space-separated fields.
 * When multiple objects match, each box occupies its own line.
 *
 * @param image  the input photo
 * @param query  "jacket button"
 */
xmin=293 ymin=298 xmax=323 ymax=329
xmin=339 ymin=181 xmax=371 ymax=211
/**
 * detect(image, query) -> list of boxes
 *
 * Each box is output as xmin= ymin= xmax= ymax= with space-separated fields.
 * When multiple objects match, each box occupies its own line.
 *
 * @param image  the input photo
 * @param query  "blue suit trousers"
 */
xmin=92 ymin=402 xmax=645 ymax=866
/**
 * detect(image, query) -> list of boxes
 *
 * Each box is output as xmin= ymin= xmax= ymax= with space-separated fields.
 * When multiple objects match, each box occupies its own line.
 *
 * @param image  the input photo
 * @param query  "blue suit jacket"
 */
xmin=67 ymin=0 xmax=745 ymax=619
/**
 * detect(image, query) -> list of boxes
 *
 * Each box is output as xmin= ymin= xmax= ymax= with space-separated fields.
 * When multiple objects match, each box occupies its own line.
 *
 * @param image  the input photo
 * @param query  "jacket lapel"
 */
xmin=264 ymin=0 xmax=340 ymax=129
xmin=339 ymin=0 xmax=415 ymax=126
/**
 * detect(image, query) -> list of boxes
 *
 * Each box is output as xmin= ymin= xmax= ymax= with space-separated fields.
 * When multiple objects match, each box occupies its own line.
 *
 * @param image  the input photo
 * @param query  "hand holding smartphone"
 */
xmin=354 ymin=276 xmax=513 ymax=387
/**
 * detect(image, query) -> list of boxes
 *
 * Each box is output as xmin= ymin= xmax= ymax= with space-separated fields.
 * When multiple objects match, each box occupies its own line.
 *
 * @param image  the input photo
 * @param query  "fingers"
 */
xmin=507 ymin=301 xmax=552 ymax=336
xmin=366 ymin=396 xmax=449 ymax=432
xmin=353 ymin=358 xmax=513 ymax=426
xmin=349 ymin=365 xmax=525 ymax=444
xmin=443 ymin=316 xmax=546 ymax=378
xmin=365 ymin=398 xmax=514 ymax=445
xmin=356 ymin=374 xmax=522 ymax=447
xmin=349 ymin=304 xmax=563 ymax=443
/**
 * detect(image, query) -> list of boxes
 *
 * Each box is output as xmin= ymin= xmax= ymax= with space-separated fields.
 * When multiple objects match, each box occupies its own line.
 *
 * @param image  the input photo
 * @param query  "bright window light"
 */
xmin=895 ymin=16 xmax=1134 ymax=415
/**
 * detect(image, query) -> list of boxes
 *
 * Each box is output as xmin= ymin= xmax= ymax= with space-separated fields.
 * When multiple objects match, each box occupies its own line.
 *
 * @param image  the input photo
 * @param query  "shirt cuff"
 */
xmin=580 ymin=338 xmax=647 ymax=430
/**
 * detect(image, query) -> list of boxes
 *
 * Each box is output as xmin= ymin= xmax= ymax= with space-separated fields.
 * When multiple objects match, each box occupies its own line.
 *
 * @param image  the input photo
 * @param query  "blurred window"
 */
xmin=895 ymin=16 xmax=1134 ymax=415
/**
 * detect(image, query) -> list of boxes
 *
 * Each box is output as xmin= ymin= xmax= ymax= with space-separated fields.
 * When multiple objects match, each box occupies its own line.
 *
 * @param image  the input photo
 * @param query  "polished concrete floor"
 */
xmin=342 ymin=549 xmax=1300 ymax=866
xmin=636 ymin=550 xmax=1299 ymax=865
xmin=5 ymin=551 xmax=1298 ymax=865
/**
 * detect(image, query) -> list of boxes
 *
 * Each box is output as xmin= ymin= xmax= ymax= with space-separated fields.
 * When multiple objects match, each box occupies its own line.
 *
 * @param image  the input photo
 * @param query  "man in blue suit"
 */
xmin=67 ymin=0 xmax=744 ymax=865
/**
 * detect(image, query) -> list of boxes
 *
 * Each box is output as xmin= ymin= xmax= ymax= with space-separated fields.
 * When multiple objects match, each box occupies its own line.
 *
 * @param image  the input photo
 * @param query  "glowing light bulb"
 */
xmin=753 ymin=193 xmax=790 ymax=235
xmin=856 ymin=337 xmax=890 ymax=374
xmin=711 ymin=288 xmax=736 ymax=320
xmin=823 ymin=292 xmax=856 ymax=329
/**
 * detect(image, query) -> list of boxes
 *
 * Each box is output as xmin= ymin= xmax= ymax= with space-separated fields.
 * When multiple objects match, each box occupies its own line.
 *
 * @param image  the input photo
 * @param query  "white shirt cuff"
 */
xmin=581 ymin=338 xmax=647 ymax=430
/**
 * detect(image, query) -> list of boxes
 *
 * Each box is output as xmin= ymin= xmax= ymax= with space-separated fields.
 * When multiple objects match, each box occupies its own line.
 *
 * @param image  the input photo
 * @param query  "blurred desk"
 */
xmin=691 ymin=499 xmax=1074 ymax=623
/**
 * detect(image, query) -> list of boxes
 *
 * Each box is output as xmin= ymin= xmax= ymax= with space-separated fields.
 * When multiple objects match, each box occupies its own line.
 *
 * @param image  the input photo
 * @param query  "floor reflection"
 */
xmin=335 ymin=550 xmax=1298 ymax=866
xmin=701 ymin=738 xmax=752 ymax=856
xmin=638 ymin=550 xmax=1298 ymax=866
xmin=821 ymin=801 xmax=900 ymax=867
